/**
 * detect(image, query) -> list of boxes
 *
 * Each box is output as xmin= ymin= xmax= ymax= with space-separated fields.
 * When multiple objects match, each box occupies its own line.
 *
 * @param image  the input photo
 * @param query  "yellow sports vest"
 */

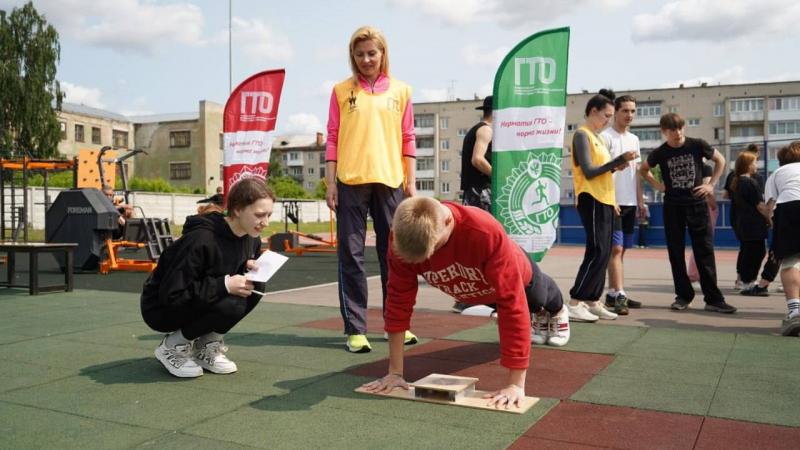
xmin=572 ymin=126 xmax=616 ymax=206
xmin=333 ymin=77 xmax=411 ymax=187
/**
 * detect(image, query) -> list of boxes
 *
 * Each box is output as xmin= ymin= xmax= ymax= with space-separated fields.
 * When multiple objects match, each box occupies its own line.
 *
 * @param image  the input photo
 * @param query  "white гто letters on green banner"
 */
xmin=492 ymin=27 xmax=570 ymax=262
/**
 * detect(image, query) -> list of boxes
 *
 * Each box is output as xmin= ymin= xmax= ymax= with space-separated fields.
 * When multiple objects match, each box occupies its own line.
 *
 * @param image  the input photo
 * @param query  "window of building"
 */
xmin=669 ymin=106 xmax=679 ymax=113
xmin=441 ymin=182 xmax=450 ymax=194
xmin=630 ymin=127 xmax=662 ymax=142
xmin=440 ymin=139 xmax=450 ymax=150
xmin=112 ymin=130 xmax=128 ymax=148
xmin=769 ymin=120 xmax=800 ymax=135
xmin=290 ymin=167 xmax=302 ymax=176
xmin=714 ymin=127 xmax=726 ymax=141
xmin=59 ymin=122 xmax=67 ymax=140
xmin=282 ymin=154 xmax=287 ymax=161
xmin=307 ymin=167 xmax=315 ymax=175
xmin=417 ymin=136 xmax=434 ymax=148
xmin=91 ymin=127 xmax=101 ymax=145
xmin=713 ymin=103 xmax=725 ymax=117
xmin=414 ymin=115 xmax=434 ymax=127
xmin=289 ymin=152 xmax=300 ymax=161
xmin=169 ymin=162 xmax=191 ymax=180
xmin=636 ymin=102 xmax=661 ymax=118
xmin=416 ymin=157 xmax=434 ymax=171
xmin=319 ymin=152 xmax=325 ymax=163
xmin=687 ymin=118 xmax=700 ymax=127
xmin=439 ymin=117 xmax=449 ymax=129
xmin=74 ymin=124 xmax=84 ymax=143
xmin=169 ymin=130 xmax=190 ymax=148
xmin=770 ymin=97 xmax=800 ymax=111
xmin=320 ymin=167 xmax=325 ymax=178
xmin=730 ymin=98 xmax=764 ymax=112
xmin=416 ymin=179 xmax=434 ymax=191
xmin=730 ymin=125 xmax=762 ymax=137
xmin=306 ymin=182 xmax=315 ymax=189
xmin=457 ymin=128 xmax=467 ymax=136
xmin=441 ymin=160 xmax=449 ymax=172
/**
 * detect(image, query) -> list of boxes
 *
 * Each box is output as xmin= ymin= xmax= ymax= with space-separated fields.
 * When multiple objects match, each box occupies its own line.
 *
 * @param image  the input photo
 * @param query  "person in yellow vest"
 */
xmin=324 ymin=26 xmax=418 ymax=353
xmin=567 ymin=89 xmax=636 ymax=323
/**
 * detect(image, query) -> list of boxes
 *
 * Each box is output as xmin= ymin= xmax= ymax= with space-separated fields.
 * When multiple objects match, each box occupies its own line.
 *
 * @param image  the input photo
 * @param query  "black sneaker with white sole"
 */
xmin=670 ymin=298 xmax=691 ymax=311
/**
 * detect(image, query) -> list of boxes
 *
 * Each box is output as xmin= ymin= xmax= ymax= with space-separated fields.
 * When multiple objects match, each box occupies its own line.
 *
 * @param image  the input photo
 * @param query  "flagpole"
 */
xmin=228 ymin=0 xmax=232 ymax=93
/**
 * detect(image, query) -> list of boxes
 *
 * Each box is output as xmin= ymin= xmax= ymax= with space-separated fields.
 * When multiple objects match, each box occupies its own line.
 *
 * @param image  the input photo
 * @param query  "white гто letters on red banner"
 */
xmin=223 ymin=69 xmax=286 ymax=194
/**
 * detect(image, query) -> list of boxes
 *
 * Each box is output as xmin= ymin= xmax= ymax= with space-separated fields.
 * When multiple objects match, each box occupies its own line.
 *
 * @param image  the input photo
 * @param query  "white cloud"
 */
xmin=632 ymin=0 xmax=799 ymax=43
xmin=461 ymin=45 xmax=509 ymax=68
xmin=61 ymin=81 xmax=105 ymax=108
xmin=418 ymin=88 xmax=448 ymax=102
xmin=388 ymin=0 xmax=629 ymax=26
xmin=225 ymin=17 xmax=293 ymax=61
xmin=320 ymin=80 xmax=337 ymax=97
xmin=281 ymin=113 xmax=323 ymax=135
xmin=661 ymin=65 xmax=800 ymax=88
xmin=8 ymin=0 xmax=206 ymax=54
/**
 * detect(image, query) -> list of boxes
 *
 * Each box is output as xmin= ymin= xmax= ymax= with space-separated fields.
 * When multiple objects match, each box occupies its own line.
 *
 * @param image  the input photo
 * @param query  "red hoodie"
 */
xmin=384 ymin=202 xmax=533 ymax=369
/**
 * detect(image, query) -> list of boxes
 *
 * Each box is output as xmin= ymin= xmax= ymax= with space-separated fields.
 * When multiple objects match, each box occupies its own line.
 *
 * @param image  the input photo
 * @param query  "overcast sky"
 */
xmin=3 ymin=0 xmax=799 ymax=135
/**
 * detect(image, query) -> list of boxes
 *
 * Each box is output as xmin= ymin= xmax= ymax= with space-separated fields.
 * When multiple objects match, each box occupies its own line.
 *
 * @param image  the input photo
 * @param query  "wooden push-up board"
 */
xmin=355 ymin=373 xmax=539 ymax=414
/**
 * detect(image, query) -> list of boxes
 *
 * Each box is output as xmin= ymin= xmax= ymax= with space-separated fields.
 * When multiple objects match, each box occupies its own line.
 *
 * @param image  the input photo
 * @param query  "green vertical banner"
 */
xmin=492 ymin=27 xmax=569 ymax=262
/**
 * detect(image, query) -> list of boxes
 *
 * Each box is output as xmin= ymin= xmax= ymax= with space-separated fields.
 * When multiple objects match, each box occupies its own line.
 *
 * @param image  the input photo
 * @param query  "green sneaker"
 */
xmin=382 ymin=330 xmax=419 ymax=345
xmin=346 ymin=334 xmax=372 ymax=353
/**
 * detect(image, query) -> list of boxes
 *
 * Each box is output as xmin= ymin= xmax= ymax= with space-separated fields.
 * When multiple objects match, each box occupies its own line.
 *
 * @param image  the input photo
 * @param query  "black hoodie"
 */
xmin=141 ymin=212 xmax=261 ymax=313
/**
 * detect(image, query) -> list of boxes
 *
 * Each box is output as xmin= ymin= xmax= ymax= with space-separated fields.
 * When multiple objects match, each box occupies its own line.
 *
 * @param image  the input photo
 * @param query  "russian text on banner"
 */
xmin=492 ymin=28 xmax=570 ymax=261
xmin=223 ymin=69 xmax=286 ymax=193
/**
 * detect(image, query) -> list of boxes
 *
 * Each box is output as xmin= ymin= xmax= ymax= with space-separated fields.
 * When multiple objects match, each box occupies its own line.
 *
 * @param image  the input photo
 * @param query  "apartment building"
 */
xmin=57 ymin=103 xmax=136 ymax=171
xmin=271 ymin=133 xmax=326 ymax=192
xmin=409 ymin=81 xmax=800 ymax=202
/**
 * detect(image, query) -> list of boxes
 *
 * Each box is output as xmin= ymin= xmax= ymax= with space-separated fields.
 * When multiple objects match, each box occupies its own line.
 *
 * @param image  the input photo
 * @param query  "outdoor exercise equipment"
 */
xmin=268 ymin=199 xmax=336 ymax=256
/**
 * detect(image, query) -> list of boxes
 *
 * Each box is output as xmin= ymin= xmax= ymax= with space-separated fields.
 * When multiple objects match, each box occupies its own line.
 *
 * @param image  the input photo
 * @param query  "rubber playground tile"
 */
xmin=134 ymin=432 xmax=261 ymax=450
xmin=76 ymin=355 xmax=323 ymax=398
xmin=0 ymin=337 xmax=146 ymax=371
xmin=600 ymin=354 xmax=725 ymax=387
xmin=708 ymin=387 xmax=800 ymax=428
xmin=0 ymin=401 xmax=161 ymax=450
xmin=634 ymin=327 xmax=736 ymax=349
xmin=731 ymin=332 xmax=800 ymax=355
xmin=524 ymin=401 xmax=703 ymax=450
xmin=404 ymin=338 xmax=502 ymax=363
xmin=725 ymin=347 xmax=800 ymax=371
xmin=0 ymin=373 xmax=259 ymax=431
xmin=299 ymin=308 xmax=489 ymax=338
xmin=529 ymin=347 xmax=614 ymax=375
xmin=186 ymin=398 xmax=520 ymax=450
xmin=2 ymin=307 xmax=142 ymax=339
xmin=618 ymin=341 xmax=731 ymax=364
xmin=0 ymin=360 xmax=74 ymax=394
xmin=716 ymin=364 xmax=800 ymax=396
xmin=454 ymin=360 xmax=599 ymax=400
xmin=445 ymin=322 xmax=644 ymax=355
xmin=57 ymin=323 xmax=168 ymax=351
xmin=695 ymin=417 xmax=800 ymax=450
xmin=235 ymin=302 xmax=341 ymax=327
xmin=225 ymin=326 xmax=392 ymax=372
xmin=571 ymin=373 xmax=716 ymax=416
xmin=509 ymin=436 xmax=606 ymax=450
xmin=250 ymin=373 xmax=559 ymax=439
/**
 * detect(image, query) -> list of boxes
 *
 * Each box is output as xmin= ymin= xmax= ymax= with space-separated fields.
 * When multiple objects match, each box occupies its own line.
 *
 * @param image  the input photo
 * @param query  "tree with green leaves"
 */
xmin=0 ymin=2 xmax=63 ymax=158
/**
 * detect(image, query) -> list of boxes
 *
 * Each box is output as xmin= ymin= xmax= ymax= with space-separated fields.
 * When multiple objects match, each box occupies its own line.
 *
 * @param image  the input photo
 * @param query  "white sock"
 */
xmin=607 ymin=289 xmax=617 ymax=298
xmin=617 ymin=290 xmax=626 ymax=298
xmin=197 ymin=332 xmax=225 ymax=344
xmin=165 ymin=329 xmax=191 ymax=348
xmin=788 ymin=299 xmax=800 ymax=319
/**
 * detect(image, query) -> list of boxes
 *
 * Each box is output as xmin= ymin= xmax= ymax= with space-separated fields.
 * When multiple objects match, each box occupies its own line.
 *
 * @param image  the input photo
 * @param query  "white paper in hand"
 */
xmin=245 ymin=250 xmax=289 ymax=283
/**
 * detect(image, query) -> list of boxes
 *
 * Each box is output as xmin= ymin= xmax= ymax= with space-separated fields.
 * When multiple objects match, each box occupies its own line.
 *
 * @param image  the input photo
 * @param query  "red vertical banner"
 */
xmin=223 ymin=69 xmax=286 ymax=194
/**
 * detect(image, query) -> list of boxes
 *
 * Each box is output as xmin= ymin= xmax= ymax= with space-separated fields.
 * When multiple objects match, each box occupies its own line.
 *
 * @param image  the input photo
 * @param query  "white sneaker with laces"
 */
xmin=547 ymin=306 xmax=570 ymax=347
xmin=194 ymin=340 xmax=238 ymax=374
xmin=587 ymin=302 xmax=618 ymax=320
xmin=567 ymin=303 xmax=599 ymax=322
xmin=155 ymin=337 xmax=203 ymax=378
xmin=531 ymin=310 xmax=549 ymax=345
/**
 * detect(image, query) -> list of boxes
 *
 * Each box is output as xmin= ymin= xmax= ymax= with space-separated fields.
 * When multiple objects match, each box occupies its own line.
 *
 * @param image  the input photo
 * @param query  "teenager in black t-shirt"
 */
xmin=640 ymin=113 xmax=736 ymax=313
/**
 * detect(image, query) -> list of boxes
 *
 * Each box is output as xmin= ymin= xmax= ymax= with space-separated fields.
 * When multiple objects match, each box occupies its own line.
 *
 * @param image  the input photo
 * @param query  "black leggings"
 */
xmin=489 ymin=260 xmax=563 ymax=315
xmin=142 ymin=294 xmax=261 ymax=340
xmin=739 ymin=240 xmax=766 ymax=284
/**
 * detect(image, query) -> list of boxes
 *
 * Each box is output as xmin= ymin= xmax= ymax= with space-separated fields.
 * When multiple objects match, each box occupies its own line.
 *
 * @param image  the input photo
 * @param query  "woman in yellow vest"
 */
xmin=324 ymin=26 xmax=418 ymax=353
xmin=568 ymin=89 xmax=636 ymax=323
